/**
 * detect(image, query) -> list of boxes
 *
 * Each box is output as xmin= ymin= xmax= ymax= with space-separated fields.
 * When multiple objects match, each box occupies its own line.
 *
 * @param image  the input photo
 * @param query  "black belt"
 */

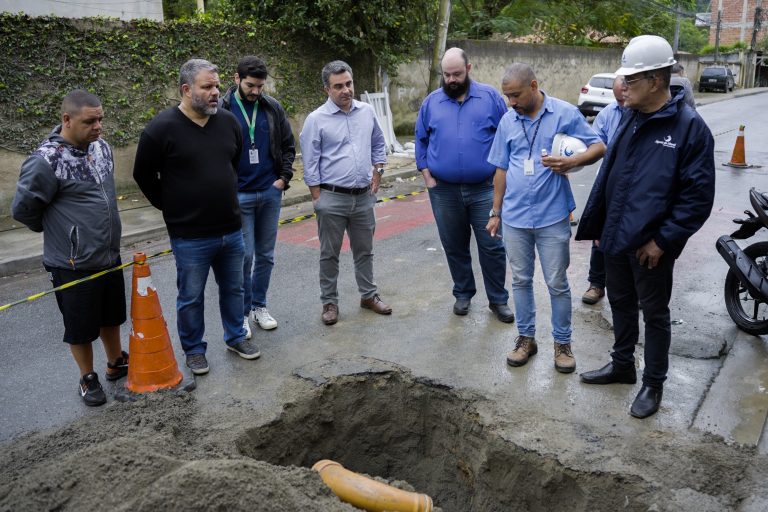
xmin=320 ymin=183 xmax=370 ymax=195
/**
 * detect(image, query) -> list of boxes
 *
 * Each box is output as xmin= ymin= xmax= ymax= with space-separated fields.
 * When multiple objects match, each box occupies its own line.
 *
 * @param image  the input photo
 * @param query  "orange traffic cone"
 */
xmin=723 ymin=125 xmax=755 ymax=169
xmin=126 ymin=252 xmax=182 ymax=393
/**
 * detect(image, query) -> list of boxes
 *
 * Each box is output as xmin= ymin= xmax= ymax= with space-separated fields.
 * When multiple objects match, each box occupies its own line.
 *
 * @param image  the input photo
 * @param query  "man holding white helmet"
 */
xmin=486 ymin=63 xmax=605 ymax=374
xmin=576 ymin=35 xmax=715 ymax=419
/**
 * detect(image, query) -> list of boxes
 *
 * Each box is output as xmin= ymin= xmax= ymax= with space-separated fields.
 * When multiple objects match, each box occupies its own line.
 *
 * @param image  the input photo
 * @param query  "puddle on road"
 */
xmin=236 ymin=371 xmax=651 ymax=511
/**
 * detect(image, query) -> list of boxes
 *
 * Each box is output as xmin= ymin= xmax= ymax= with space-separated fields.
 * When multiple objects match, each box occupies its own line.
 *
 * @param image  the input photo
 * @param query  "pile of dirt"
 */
xmin=1 ymin=360 xmax=767 ymax=511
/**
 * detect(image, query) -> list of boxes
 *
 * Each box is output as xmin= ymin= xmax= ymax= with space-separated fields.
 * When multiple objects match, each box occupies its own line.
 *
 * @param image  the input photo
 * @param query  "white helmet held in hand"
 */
xmin=551 ymin=133 xmax=587 ymax=173
xmin=615 ymin=35 xmax=676 ymax=76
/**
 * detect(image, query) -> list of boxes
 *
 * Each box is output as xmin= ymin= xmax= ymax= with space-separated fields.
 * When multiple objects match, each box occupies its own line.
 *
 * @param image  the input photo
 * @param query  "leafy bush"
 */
xmin=0 ymin=13 xmax=332 ymax=152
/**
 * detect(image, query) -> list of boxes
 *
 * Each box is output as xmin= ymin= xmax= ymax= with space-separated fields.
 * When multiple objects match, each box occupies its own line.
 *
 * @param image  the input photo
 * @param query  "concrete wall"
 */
xmin=390 ymin=39 xmax=701 ymax=137
xmin=2 ymin=0 xmax=164 ymax=21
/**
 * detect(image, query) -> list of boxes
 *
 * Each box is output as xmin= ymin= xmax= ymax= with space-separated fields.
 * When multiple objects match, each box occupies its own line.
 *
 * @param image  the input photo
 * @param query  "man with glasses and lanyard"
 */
xmin=577 ymin=35 xmax=715 ymax=419
xmin=486 ymin=63 xmax=605 ymax=375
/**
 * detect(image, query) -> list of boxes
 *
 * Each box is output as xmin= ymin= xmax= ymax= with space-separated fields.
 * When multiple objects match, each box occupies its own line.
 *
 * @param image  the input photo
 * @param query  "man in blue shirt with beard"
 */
xmin=415 ymin=47 xmax=513 ymax=322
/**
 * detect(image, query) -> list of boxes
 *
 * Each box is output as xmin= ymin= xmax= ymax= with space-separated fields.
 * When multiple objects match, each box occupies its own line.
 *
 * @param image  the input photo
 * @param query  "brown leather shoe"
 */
xmin=581 ymin=285 xmax=605 ymax=305
xmin=360 ymin=294 xmax=392 ymax=315
xmin=506 ymin=335 xmax=537 ymax=367
xmin=322 ymin=303 xmax=338 ymax=325
xmin=554 ymin=342 xmax=576 ymax=373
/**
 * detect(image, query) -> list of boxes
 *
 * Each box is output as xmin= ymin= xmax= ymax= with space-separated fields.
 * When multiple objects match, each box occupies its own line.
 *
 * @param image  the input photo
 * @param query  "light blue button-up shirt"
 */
xmin=300 ymin=98 xmax=387 ymax=188
xmin=592 ymin=101 xmax=627 ymax=145
xmin=487 ymin=92 xmax=601 ymax=229
xmin=414 ymin=81 xmax=507 ymax=183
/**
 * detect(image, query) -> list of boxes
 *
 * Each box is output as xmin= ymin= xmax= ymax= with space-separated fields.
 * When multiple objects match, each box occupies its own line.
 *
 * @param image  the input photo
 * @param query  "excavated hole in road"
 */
xmin=237 ymin=371 xmax=652 ymax=511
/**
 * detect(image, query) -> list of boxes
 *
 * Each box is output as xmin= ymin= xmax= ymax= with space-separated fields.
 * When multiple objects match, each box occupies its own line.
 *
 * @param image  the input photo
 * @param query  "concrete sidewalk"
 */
xmin=0 ymin=154 xmax=420 ymax=277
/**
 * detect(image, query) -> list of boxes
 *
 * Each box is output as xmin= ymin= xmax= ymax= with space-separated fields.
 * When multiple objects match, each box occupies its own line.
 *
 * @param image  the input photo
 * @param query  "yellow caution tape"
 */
xmin=0 ymin=189 xmax=425 ymax=312
xmin=0 ymin=249 xmax=172 ymax=313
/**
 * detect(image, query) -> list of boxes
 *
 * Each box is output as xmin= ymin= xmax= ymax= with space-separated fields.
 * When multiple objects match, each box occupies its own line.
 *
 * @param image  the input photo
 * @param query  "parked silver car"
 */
xmin=577 ymin=73 xmax=616 ymax=116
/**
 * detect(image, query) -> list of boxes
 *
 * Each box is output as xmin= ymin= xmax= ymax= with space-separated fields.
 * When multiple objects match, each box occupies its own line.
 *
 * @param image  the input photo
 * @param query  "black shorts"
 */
xmin=46 ymin=263 xmax=127 ymax=345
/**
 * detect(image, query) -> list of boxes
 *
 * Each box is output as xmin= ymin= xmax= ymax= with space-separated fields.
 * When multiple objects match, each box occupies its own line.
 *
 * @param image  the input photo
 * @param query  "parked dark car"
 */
xmin=699 ymin=66 xmax=735 ymax=93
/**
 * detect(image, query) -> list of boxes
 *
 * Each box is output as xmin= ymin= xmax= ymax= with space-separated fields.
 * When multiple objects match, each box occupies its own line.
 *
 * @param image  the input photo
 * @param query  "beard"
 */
xmin=190 ymin=91 xmax=217 ymax=116
xmin=442 ymin=77 xmax=470 ymax=99
xmin=238 ymin=83 xmax=260 ymax=103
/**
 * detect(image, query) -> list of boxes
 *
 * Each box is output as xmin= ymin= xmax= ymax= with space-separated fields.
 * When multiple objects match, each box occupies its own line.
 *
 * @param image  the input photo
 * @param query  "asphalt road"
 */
xmin=1 ymin=93 xmax=767 ymax=445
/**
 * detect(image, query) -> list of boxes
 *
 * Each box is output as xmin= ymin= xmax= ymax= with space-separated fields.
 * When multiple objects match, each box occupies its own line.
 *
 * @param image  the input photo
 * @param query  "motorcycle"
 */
xmin=716 ymin=188 xmax=768 ymax=335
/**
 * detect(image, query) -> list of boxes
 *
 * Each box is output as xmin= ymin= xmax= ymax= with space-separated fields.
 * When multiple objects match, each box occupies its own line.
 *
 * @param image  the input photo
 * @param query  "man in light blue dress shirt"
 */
xmin=486 ymin=63 xmax=605 ymax=374
xmin=581 ymin=76 xmax=627 ymax=306
xmin=301 ymin=60 xmax=390 ymax=326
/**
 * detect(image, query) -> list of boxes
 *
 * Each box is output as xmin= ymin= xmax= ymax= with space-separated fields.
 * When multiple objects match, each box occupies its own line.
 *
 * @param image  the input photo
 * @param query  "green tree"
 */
xmin=449 ymin=0 xmax=707 ymax=51
xmin=216 ymin=0 xmax=438 ymax=71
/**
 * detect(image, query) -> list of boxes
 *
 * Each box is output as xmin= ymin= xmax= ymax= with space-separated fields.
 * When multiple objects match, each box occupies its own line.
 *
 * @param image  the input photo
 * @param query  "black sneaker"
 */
xmin=186 ymin=353 xmax=210 ymax=375
xmin=226 ymin=339 xmax=261 ymax=360
xmin=106 ymin=350 xmax=129 ymax=381
xmin=79 ymin=372 xmax=107 ymax=407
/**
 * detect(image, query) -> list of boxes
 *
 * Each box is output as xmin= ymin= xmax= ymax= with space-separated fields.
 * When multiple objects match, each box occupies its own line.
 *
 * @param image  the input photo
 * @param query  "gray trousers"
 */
xmin=314 ymin=190 xmax=377 ymax=304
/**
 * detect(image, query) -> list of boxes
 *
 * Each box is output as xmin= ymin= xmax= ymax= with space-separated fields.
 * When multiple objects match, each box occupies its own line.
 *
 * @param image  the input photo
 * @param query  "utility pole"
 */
xmin=746 ymin=0 xmax=763 ymax=88
xmin=673 ymin=9 xmax=681 ymax=52
xmin=714 ymin=0 xmax=723 ymax=64
xmin=429 ymin=0 xmax=452 ymax=93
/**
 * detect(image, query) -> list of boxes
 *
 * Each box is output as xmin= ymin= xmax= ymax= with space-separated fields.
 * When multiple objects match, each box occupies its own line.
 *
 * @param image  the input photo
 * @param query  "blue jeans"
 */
xmin=238 ymin=186 xmax=282 ymax=315
xmin=503 ymin=217 xmax=572 ymax=343
xmin=170 ymin=230 xmax=246 ymax=355
xmin=427 ymin=180 xmax=509 ymax=304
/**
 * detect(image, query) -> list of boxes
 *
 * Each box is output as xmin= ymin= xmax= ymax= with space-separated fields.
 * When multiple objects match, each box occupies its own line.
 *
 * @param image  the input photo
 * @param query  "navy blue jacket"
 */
xmin=575 ymin=91 xmax=715 ymax=259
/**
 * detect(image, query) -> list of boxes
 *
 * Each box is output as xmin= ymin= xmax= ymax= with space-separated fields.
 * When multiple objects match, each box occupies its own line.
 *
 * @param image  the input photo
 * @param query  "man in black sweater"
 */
xmin=133 ymin=58 xmax=261 ymax=375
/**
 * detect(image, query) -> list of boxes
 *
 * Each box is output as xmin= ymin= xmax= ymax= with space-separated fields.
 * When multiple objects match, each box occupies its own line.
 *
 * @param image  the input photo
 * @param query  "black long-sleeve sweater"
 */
xmin=133 ymin=106 xmax=243 ymax=238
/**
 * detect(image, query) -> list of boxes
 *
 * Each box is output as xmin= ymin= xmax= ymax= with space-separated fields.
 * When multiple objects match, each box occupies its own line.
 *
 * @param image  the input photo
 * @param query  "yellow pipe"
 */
xmin=312 ymin=459 xmax=433 ymax=512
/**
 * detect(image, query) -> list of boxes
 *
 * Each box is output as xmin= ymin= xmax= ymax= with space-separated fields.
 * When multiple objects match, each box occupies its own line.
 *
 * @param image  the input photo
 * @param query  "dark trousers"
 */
xmin=588 ymin=241 xmax=606 ymax=288
xmin=604 ymin=252 xmax=675 ymax=388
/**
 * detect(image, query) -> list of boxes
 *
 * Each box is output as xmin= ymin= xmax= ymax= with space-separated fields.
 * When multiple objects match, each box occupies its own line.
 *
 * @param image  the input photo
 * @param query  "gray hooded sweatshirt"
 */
xmin=11 ymin=126 xmax=122 ymax=270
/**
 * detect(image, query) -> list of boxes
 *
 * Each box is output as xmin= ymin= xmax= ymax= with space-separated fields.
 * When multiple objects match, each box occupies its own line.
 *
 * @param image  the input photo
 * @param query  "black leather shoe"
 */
xmin=453 ymin=298 xmax=470 ymax=316
xmin=489 ymin=303 xmax=515 ymax=323
xmin=630 ymin=385 xmax=663 ymax=419
xmin=580 ymin=362 xmax=636 ymax=384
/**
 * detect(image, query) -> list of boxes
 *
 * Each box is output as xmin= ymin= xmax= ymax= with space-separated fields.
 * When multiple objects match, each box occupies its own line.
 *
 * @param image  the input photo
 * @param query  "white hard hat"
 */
xmin=615 ymin=35 xmax=676 ymax=76
xmin=551 ymin=133 xmax=587 ymax=173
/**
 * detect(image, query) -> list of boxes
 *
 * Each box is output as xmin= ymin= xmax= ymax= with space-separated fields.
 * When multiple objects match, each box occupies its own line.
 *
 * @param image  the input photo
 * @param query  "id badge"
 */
xmin=523 ymin=158 xmax=534 ymax=176
xmin=249 ymin=148 xmax=259 ymax=164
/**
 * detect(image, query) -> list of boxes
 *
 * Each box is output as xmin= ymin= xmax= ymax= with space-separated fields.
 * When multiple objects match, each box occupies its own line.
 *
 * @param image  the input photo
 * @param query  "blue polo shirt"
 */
xmin=415 ymin=81 xmax=507 ymax=183
xmin=487 ymin=92 xmax=601 ymax=229
xmin=593 ymin=101 xmax=627 ymax=145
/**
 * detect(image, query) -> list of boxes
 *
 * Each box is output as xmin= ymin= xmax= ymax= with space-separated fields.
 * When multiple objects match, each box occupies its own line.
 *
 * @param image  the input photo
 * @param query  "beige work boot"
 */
xmin=554 ymin=342 xmax=576 ymax=373
xmin=506 ymin=336 xmax=537 ymax=367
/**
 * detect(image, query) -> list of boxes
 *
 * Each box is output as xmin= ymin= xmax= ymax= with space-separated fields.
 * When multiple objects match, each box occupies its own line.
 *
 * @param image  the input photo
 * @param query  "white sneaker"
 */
xmin=251 ymin=307 xmax=277 ymax=330
xmin=243 ymin=316 xmax=252 ymax=339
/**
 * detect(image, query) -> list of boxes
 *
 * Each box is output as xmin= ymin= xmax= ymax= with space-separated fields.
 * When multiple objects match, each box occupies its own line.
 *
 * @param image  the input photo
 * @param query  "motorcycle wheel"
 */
xmin=724 ymin=241 xmax=768 ymax=336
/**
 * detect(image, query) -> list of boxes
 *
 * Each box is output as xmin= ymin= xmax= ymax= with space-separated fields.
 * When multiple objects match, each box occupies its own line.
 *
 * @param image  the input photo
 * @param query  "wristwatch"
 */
xmin=375 ymin=166 xmax=385 ymax=175
xmin=489 ymin=209 xmax=499 ymax=218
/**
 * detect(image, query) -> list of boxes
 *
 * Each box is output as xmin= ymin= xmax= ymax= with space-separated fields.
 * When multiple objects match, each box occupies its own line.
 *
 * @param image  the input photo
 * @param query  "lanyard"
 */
xmin=520 ymin=111 xmax=545 ymax=160
xmin=233 ymin=93 xmax=258 ymax=148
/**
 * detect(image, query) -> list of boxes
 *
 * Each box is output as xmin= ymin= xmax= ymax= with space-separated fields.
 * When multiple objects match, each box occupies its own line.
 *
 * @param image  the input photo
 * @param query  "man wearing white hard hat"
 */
xmin=486 ymin=62 xmax=605 ymax=375
xmin=576 ymin=35 xmax=715 ymax=419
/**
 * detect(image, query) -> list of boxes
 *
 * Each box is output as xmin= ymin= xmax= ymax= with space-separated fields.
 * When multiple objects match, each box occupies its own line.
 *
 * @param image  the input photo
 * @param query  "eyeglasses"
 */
xmin=621 ymin=74 xmax=655 ymax=87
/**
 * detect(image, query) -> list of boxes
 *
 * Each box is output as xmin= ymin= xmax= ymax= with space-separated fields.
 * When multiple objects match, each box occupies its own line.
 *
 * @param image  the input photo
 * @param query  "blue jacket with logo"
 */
xmin=575 ymin=91 xmax=715 ymax=259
